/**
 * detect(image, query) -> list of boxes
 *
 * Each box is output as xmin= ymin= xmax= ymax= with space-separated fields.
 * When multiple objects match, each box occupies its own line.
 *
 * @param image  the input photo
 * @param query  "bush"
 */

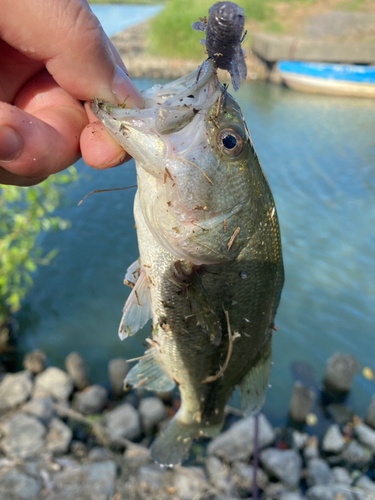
xmin=0 ymin=167 xmax=77 ymax=327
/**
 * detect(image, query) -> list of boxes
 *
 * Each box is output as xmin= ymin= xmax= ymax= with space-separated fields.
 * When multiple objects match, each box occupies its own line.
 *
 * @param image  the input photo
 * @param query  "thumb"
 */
xmin=0 ymin=0 xmax=143 ymax=107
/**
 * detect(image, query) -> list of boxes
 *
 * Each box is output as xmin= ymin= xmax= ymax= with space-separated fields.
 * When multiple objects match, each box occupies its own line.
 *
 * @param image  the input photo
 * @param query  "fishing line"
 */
xmin=78 ymin=185 xmax=137 ymax=206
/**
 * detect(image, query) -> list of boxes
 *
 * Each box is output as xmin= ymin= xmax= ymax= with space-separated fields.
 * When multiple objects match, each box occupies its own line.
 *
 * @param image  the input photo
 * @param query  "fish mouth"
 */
xmin=91 ymin=59 xmax=220 ymax=171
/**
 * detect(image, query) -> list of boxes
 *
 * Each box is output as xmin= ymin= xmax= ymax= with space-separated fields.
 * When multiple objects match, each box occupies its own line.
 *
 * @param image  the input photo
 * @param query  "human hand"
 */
xmin=0 ymin=0 xmax=144 ymax=186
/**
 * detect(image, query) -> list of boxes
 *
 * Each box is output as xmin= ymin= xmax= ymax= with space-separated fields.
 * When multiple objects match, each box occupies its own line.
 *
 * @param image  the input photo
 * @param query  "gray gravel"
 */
xmin=306 ymin=458 xmax=334 ymax=487
xmin=104 ymin=403 xmax=141 ymax=442
xmin=33 ymin=367 xmax=73 ymax=401
xmin=65 ymin=352 xmax=89 ymax=391
xmin=322 ymin=424 xmax=346 ymax=454
xmin=75 ymin=385 xmax=108 ymax=415
xmin=1 ymin=413 xmax=46 ymax=459
xmin=45 ymin=417 xmax=72 ymax=455
xmin=260 ymin=448 xmax=302 ymax=487
xmin=0 ymin=371 xmax=33 ymax=411
xmin=207 ymin=413 xmax=275 ymax=462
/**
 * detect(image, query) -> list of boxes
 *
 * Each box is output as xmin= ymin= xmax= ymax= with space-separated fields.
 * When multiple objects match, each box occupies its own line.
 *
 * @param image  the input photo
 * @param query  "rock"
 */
xmin=108 ymin=358 xmax=128 ymax=399
xmin=45 ymin=460 xmax=117 ymax=500
xmin=23 ymin=349 xmax=46 ymax=374
xmin=207 ymin=413 xmax=275 ymax=462
xmin=327 ymin=404 xmax=354 ymax=426
xmin=332 ymin=467 xmax=351 ymax=485
xmin=104 ymin=403 xmax=141 ymax=442
xmin=306 ymin=485 xmax=334 ymax=500
xmin=232 ymin=461 xmax=268 ymax=495
xmin=45 ymin=417 xmax=72 ymax=454
xmin=138 ymin=464 xmax=166 ymax=490
xmin=70 ymin=440 xmax=88 ymax=458
xmin=88 ymin=447 xmax=113 ymax=462
xmin=0 ymin=468 xmax=41 ymax=499
xmin=124 ymin=445 xmax=151 ymax=466
xmin=304 ymin=436 xmax=319 ymax=461
xmin=22 ymin=396 xmax=55 ymax=425
xmin=260 ymin=448 xmax=302 ymax=488
xmin=306 ymin=458 xmax=334 ymax=487
xmin=0 ymin=371 xmax=33 ymax=411
xmin=205 ymin=456 xmax=232 ymax=493
xmin=1 ymin=413 xmax=46 ymax=459
xmin=355 ymin=475 xmax=375 ymax=493
xmin=292 ymin=430 xmax=309 ymax=450
xmin=364 ymin=396 xmax=375 ymax=430
xmin=323 ymin=353 xmax=358 ymax=394
xmin=289 ymin=381 xmax=315 ymax=422
xmin=264 ymin=482 xmax=287 ymax=499
xmin=75 ymin=385 xmax=108 ymax=415
xmin=341 ymin=440 xmax=372 ymax=468
xmin=65 ymin=352 xmax=89 ymax=390
xmin=33 ymin=367 xmax=73 ymax=401
xmin=353 ymin=422 xmax=375 ymax=453
xmin=323 ymin=425 xmax=346 ymax=454
xmin=280 ymin=493 xmax=305 ymax=500
xmin=172 ymin=466 xmax=208 ymax=500
xmin=138 ymin=397 xmax=166 ymax=434
xmin=332 ymin=485 xmax=355 ymax=500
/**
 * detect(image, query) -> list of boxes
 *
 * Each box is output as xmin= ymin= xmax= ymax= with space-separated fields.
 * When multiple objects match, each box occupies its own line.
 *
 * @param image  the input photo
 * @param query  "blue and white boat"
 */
xmin=277 ymin=61 xmax=375 ymax=98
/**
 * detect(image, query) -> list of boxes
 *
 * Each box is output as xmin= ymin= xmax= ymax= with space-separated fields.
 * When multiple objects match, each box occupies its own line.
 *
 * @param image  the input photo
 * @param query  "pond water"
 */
xmin=17 ymin=77 xmax=375 ymax=424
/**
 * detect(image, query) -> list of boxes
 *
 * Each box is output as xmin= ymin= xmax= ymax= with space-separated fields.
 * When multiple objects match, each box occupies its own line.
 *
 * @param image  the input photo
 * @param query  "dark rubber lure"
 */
xmin=192 ymin=1 xmax=247 ymax=91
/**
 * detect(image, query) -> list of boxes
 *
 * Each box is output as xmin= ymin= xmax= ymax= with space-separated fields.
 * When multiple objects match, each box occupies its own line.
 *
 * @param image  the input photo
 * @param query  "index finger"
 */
xmin=0 ymin=0 xmax=143 ymax=107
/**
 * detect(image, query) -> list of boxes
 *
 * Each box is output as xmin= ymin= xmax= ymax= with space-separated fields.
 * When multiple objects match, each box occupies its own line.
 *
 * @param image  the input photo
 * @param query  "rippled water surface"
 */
xmin=18 ymin=79 xmax=375 ymax=421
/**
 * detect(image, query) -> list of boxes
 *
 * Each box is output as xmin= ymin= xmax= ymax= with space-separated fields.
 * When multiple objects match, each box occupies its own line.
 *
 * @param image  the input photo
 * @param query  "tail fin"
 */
xmin=150 ymin=412 xmax=222 ymax=466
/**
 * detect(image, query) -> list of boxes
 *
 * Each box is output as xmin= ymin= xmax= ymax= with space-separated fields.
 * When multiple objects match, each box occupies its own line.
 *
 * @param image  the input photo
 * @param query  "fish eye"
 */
xmin=217 ymin=128 xmax=243 ymax=157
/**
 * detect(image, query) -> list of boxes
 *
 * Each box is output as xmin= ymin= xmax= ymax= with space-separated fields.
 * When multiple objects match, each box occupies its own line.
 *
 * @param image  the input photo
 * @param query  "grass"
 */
xmin=148 ymin=0 xmax=278 ymax=61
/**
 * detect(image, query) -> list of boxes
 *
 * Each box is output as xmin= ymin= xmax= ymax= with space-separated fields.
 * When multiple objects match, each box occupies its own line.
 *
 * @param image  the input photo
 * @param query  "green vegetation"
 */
xmin=335 ymin=0 xmax=368 ymax=10
xmin=0 ymin=168 xmax=77 ymax=329
xmin=148 ymin=0 xmax=314 ymax=60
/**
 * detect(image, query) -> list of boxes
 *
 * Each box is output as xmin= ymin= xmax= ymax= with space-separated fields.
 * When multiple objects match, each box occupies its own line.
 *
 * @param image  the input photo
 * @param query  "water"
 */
xmin=16 ymin=79 xmax=375 ymax=423
xmin=89 ymin=4 xmax=163 ymax=37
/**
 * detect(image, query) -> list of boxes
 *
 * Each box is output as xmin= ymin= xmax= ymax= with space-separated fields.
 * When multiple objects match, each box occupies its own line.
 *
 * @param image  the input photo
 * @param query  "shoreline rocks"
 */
xmin=0 ymin=350 xmax=374 ymax=499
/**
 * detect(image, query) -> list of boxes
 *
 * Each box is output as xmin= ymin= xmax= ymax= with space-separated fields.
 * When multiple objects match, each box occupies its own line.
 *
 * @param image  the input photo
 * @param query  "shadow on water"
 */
xmin=17 ymin=80 xmax=375 ymax=422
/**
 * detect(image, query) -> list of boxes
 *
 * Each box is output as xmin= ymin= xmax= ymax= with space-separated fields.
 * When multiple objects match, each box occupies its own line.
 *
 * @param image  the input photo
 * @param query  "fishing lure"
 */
xmin=192 ymin=1 xmax=247 ymax=91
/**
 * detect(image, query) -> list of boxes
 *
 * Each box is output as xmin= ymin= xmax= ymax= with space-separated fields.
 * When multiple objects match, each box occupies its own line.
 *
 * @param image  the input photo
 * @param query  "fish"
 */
xmin=92 ymin=57 xmax=284 ymax=466
xmin=192 ymin=1 xmax=247 ymax=90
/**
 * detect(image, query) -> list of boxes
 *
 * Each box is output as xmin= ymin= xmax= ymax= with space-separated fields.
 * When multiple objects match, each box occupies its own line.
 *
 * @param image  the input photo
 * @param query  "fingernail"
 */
xmin=0 ymin=126 xmax=23 ymax=162
xmin=112 ymin=65 xmax=144 ymax=108
xmin=97 ymin=150 xmax=126 ymax=170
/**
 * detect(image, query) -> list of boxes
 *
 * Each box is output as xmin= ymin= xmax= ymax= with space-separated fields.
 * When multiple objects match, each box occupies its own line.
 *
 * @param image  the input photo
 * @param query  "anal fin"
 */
xmin=119 ymin=265 xmax=152 ymax=340
xmin=238 ymin=342 xmax=272 ymax=417
xmin=125 ymin=346 xmax=176 ymax=392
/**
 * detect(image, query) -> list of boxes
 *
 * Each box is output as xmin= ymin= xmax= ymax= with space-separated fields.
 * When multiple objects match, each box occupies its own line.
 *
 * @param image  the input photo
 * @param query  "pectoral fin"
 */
xmin=125 ymin=346 xmax=176 ymax=392
xmin=239 ymin=342 xmax=272 ymax=416
xmin=118 ymin=266 xmax=152 ymax=340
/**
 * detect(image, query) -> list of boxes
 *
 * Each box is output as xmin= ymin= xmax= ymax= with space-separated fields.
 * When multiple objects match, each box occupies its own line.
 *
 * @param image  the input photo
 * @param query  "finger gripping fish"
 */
xmin=92 ymin=58 xmax=284 ymax=466
xmin=192 ymin=1 xmax=247 ymax=90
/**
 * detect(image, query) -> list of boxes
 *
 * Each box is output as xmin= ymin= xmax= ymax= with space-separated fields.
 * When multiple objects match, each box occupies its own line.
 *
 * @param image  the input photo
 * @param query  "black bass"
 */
xmin=92 ymin=59 xmax=284 ymax=466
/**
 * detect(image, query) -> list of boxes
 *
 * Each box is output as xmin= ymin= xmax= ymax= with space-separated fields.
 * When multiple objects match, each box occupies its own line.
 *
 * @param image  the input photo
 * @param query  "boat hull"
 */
xmin=277 ymin=61 xmax=375 ymax=98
